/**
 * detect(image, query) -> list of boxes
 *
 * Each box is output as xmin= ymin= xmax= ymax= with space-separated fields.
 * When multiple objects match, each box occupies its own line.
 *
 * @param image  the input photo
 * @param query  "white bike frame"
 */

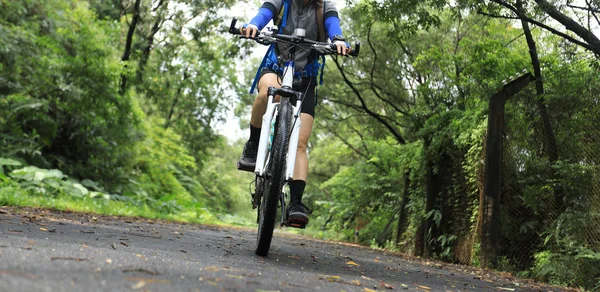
xmin=254 ymin=61 xmax=302 ymax=182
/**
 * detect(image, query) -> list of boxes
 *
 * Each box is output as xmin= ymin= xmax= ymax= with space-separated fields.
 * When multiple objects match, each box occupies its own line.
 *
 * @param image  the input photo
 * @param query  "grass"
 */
xmin=0 ymin=180 xmax=346 ymax=244
xmin=0 ymin=182 xmax=257 ymax=227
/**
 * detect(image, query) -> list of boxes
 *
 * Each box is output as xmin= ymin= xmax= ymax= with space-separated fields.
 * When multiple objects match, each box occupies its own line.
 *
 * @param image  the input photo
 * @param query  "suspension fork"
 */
xmin=256 ymin=60 xmax=303 ymax=180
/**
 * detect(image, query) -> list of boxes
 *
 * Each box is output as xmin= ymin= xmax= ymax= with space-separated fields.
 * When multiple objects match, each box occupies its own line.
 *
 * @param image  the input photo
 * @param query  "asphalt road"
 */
xmin=0 ymin=207 xmax=571 ymax=292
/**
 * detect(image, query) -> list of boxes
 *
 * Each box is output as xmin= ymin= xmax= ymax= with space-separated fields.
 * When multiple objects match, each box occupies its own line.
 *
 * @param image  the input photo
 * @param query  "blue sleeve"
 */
xmin=248 ymin=7 xmax=274 ymax=30
xmin=324 ymin=16 xmax=343 ymax=41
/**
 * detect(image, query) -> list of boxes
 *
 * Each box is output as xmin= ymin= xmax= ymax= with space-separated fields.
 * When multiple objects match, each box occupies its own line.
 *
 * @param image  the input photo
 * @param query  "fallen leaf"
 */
xmin=50 ymin=257 xmax=89 ymax=261
xmin=122 ymin=268 xmax=158 ymax=275
xmin=346 ymin=261 xmax=360 ymax=266
xmin=40 ymin=228 xmax=48 ymax=232
xmin=498 ymin=288 xmax=515 ymax=291
xmin=381 ymin=283 xmax=395 ymax=289
xmin=111 ymin=243 xmax=117 ymax=249
xmin=106 ymin=259 xmax=112 ymax=264
xmin=82 ymin=244 xmax=89 ymax=248
xmin=325 ymin=275 xmax=341 ymax=282
xmin=179 ymin=249 xmax=187 ymax=253
xmin=203 ymin=266 xmax=221 ymax=272
xmin=225 ymin=274 xmax=244 ymax=279
xmin=126 ymin=277 xmax=170 ymax=284
xmin=135 ymin=254 xmax=146 ymax=260
xmin=350 ymin=280 xmax=361 ymax=286
xmin=363 ymin=288 xmax=376 ymax=292
xmin=416 ymin=284 xmax=431 ymax=290
xmin=131 ymin=280 xmax=146 ymax=290
xmin=120 ymin=242 xmax=128 ymax=247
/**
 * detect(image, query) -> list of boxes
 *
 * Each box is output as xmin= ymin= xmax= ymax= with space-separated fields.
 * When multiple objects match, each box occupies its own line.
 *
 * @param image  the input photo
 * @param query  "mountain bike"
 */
xmin=228 ymin=18 xmax=359 ymax=256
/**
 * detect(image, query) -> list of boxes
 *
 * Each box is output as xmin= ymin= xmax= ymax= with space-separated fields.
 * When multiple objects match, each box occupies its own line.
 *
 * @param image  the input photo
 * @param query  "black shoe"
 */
xmin=287 ymin=202 xmax=312 ymax=228
xmin=237 ymin=141 xmax=258 ymax=172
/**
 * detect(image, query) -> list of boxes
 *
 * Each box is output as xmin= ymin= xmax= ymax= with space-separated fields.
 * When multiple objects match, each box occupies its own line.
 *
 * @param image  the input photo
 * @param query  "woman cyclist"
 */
xmin=237 ymin=0 xmax=349 ymax=228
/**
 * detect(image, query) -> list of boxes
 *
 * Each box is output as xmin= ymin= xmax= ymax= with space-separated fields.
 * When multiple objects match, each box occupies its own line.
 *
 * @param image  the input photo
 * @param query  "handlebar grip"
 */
xmin=229 ymin=18 xmax=240 ymax=35
xmin=329 ymin=41 xmax=361 ymax=57
xmin=349 ymin=42 xmax=360 ymax=57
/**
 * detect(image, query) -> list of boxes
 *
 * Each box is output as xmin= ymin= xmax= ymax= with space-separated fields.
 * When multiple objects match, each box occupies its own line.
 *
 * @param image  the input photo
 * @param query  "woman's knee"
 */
xmin=258 ymin=73 xmax=280 ymax=95
xmin=296 ymin=140 xmax=308 ymax=152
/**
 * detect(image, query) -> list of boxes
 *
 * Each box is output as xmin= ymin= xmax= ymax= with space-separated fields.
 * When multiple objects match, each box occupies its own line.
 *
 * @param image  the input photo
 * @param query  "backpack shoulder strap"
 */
xmin=274 ymin=3 xmax=285 ymax=27
xmin=315 ymin=0 xmax=326 ymax=42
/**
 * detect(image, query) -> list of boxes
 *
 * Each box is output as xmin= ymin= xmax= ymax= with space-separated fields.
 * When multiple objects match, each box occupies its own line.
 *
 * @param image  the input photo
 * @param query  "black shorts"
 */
xmin=259 ymin=69 xmax=316 ymax=117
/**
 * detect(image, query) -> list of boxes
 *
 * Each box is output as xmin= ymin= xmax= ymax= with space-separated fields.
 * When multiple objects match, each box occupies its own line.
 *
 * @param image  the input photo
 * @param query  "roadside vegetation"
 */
xmin=2 ymin=0 xmax=599 ymax=290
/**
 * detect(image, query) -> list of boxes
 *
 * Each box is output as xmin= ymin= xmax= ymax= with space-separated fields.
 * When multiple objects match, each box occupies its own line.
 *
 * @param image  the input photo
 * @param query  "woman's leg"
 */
xmin=293 ymin=113 xmax=314 ymax=181
xmin=251 ymin=72 xmax=281 ymax=127
xmin=238 ymin=73 xmax=281 ymax=171
xmin=287 ymin=77 xmax=316 ymax=227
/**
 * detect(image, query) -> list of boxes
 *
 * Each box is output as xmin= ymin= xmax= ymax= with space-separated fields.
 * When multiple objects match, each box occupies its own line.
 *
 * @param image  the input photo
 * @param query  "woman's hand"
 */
xmin=332 ymin=36 xmax=349 ymax=55
xmin=332 ymin=40 xmax=349 ymax=55
xmin=240 ymin=24 xmax=259 ymax=38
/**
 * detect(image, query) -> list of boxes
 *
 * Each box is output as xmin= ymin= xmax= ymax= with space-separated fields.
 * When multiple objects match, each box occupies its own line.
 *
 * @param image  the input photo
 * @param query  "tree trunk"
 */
xmin=322 ymin=214 xmax=333 ymax=231
xmin=376 ymin=216 xmax=396 ymax=247
xmin=136 ymin=1 xmax=168 ymax=84
xmin=119 ymin=0 xmax=142 ymax=95
xmin=395 ymin=170 xmax=411 ymax=246
xmin=414 ymin=221 xmax=425 ymax=257
xmin=518 ymin=0 xmax=563 ymax=212
xmin=534 ymin=0 xmax=600 ymax=56
xmin=164 ymin=69 xmax=189 ymax=129
xmin=424 ymin=137 xmax=438 ymax=258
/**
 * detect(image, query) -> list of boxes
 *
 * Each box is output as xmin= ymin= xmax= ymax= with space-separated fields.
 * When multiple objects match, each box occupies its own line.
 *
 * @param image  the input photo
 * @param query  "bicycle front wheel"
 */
xmin=255 ymin=100 xmax=292 ymax=257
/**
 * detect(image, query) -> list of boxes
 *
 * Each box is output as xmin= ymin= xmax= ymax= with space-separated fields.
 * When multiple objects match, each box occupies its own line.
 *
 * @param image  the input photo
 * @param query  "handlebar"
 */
xmin=228 ymin=18 xmax=360 ymax=57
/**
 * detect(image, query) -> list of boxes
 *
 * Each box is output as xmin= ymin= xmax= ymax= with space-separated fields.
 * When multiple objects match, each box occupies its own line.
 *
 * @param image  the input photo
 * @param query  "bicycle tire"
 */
xmin=255 ymin=100 xmax=292 ymax=256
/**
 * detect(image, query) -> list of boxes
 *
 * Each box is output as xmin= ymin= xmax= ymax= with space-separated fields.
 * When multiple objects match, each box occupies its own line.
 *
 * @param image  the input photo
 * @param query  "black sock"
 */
xmin=249 ymin=124 xmax=261 ymax=143
xmin=289 ymin=180 xmax=306 ymax=204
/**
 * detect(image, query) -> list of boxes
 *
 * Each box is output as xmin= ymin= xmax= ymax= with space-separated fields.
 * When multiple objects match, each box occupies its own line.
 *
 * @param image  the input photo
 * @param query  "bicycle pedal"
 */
xmin=237 ymin=163 xmax=254 ymax=172
xmin=282 ymin=220 xmax=306 ymax=229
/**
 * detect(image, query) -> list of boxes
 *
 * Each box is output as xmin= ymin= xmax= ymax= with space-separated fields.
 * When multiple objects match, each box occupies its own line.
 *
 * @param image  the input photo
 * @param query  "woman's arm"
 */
xmin=324 ymin=16 xmax=343 ymax=40
xmin=248 ymin=7 xmax=275 ymax=30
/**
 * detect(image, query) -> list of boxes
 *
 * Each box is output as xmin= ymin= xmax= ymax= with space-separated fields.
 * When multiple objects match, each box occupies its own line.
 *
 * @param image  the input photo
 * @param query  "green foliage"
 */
xmin=1 ymin=1 xmax=600 ymax=290
xmin=1 ymin=0 xmax=143 ymax=187
xmin=533 ymin=248 xmax=600 ymax=288
xmin=0 ymin=0 xmax=243 ymax=226
xmin=309 ymin=2 xmax=599 ymax=289
xmin=7 ymin=165 xmax=115 ymax=200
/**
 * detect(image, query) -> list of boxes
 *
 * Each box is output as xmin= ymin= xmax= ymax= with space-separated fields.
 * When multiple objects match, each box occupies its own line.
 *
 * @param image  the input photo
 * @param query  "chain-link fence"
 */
xmin=479 ymin=68 xmax=600 ymax=287
xmin=393 ymin=67 xmax=600 ymax=290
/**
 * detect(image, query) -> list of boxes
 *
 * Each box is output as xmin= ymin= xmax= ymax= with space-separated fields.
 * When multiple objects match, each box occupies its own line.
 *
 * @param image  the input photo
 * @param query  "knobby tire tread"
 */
xmin=255 ymin=101 xmax=291 ymax=256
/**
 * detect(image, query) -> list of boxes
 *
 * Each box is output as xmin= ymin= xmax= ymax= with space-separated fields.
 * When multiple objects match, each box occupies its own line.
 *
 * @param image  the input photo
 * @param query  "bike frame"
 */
xmin=254 ymin=55 xmax=303 ymax=183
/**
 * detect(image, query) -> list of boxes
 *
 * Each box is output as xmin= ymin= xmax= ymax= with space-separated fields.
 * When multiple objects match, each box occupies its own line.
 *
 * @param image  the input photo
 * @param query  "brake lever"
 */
xmin=229 ymin=18 xmax=240 ymax=35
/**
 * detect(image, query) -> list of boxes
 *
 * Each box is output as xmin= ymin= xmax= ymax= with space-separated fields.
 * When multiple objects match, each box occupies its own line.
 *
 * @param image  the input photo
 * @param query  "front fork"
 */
xmin=254 ymin=86 xmax=303 ymax=178
xmin=252 ymin=87 xmax=303 ymax=224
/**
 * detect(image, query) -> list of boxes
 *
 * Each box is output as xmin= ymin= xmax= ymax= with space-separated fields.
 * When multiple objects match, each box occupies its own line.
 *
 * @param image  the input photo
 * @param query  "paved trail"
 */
xmin=0 ymin=207 xmax=571 ymax=292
